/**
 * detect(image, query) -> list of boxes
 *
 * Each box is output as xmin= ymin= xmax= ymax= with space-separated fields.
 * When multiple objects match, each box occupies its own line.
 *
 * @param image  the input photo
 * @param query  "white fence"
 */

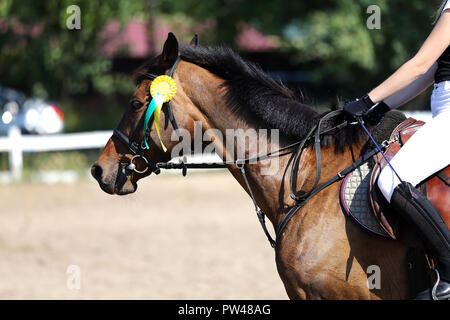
xmin=0 ymin=127 xmax=223 ymax=182
xmin=0 ymin=127 xmax=112 ymax=181
xmin=0 ymin=111 xmax=432 ymax=182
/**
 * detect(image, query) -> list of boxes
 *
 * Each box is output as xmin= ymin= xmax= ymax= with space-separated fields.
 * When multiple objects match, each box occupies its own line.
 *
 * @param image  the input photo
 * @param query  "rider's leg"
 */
xmin=377 ymin=110 xmax=450 ymax=202
xmin=377 ymin=109 xmax=450 ymax=299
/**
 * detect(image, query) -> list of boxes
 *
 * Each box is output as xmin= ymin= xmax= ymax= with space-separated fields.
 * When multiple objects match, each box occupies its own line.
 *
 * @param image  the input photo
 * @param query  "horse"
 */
xmin=92 ymin=33 xmax=411 ymax=299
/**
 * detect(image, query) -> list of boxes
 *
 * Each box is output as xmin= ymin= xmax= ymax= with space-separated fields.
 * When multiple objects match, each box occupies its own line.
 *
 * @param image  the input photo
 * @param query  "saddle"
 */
xmin=369 ymin=117 xmax=450 ymax=240
xmin=340 ymin=112 xmax=449 ymax=240
xmin=339 ymin=113 xmax=450 ymax=298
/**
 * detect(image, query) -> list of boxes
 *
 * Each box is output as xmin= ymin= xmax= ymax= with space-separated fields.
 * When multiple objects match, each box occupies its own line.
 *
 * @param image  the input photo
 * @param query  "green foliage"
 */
xmin=61 ymin=95 xmax=125 ymax=133
xmin=0 ymin=0 xmax=443 ymax=132
xmin=157 ymin=0 xmax=442 ymax=98
xmin=0 ymin=0 xmax=145 ymax=98
xmin=284 ymin=1 xmax=376 ymax=84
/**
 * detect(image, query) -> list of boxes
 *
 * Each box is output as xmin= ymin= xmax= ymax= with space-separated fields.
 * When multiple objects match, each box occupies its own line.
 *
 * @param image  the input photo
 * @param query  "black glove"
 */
xmin=364 ymin=101 xmax=391 ymax=124
xmin=343 ymin=94 xmax=375 ymax=117
xmin=344 ymin=94 xmax=391 ymax=124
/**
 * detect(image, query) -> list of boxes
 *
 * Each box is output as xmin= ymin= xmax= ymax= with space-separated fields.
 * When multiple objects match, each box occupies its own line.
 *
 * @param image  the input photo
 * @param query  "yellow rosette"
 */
xmin=143 ymin=75 xmax=177 ymax=152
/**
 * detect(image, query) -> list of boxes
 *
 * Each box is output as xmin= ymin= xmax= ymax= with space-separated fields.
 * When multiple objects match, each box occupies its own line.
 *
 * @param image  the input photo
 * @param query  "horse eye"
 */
xmin=130 ymin=100 xmax=143 ymax=109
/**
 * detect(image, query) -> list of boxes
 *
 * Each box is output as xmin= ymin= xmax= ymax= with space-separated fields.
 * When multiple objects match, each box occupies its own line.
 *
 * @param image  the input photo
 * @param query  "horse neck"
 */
xmin=179 ymin=62 xmax=363 ymax=227
xmin=177 ymin=61 xmax=278 ymax=159
xmin=177 ymin=64 xmax=280 ymax=220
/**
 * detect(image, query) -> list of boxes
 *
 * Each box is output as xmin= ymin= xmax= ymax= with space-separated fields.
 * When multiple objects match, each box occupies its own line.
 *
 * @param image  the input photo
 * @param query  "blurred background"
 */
xmin=0 ymin=0 xmax=442 ymax=299
xmin=0 ymin=0 xmax=439 ymax=176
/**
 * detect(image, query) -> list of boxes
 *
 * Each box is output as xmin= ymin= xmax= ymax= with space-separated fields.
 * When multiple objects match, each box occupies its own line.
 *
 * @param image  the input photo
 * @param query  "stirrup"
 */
xmin=414 ymin=267 xmax=450 ymax=300
xmin=431 ymin=268 xmax=440 ymax=300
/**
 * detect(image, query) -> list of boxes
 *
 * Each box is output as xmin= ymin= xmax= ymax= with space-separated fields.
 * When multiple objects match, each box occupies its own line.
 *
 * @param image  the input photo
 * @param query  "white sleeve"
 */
xmin=444 ymin=0 xmax=450 ymax=12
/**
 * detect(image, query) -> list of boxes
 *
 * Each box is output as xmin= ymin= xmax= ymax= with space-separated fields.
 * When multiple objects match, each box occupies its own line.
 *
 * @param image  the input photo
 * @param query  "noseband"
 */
xmin=112 ymin=56 xmax=184 ymax=174
xmin=110 ymin=56 xmax=387 ymax=249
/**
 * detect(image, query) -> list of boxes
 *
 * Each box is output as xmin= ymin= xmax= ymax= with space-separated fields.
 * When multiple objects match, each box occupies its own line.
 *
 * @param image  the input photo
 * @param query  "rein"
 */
xmin=113 ymin=57 xmax=386 ymax=249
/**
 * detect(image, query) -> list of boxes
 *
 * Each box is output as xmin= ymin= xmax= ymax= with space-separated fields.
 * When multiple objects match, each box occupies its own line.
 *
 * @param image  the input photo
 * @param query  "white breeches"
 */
xmin=378 ymin=81 xmax=450 ymax=202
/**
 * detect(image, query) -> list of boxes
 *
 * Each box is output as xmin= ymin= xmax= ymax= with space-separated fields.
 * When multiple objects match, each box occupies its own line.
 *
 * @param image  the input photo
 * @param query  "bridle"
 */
xmin=113 ymin=56 xmax=184 ymax=175
xmin=111 ymin=55 xmax=386 ymax=249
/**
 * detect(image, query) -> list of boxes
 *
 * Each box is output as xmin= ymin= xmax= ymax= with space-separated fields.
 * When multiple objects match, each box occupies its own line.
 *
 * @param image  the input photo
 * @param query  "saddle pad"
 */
xmin=340 ymin=162 xmax=390 ymax=239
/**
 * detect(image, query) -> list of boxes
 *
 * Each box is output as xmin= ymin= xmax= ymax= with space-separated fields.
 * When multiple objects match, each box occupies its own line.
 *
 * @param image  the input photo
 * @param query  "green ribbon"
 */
xmin=143 ymin=93 xmax=166 ymax=151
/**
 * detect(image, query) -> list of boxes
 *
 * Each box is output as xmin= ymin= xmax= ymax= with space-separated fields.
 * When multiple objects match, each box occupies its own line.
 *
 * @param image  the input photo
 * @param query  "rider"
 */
xmin=344 ymin=1 xmax=450 ymax=300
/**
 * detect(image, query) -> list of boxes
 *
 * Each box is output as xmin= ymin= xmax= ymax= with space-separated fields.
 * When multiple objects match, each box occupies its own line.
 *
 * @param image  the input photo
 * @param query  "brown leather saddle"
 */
xmin=369 ymin=117 xmax=450 ymax=240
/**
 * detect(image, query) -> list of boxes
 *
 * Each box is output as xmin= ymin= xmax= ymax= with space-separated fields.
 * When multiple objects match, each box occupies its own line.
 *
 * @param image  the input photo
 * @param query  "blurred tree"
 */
xmin=282 ymin=0 xmax=438 ymax=98
xmin=0 ymin=0 xmax=443 ymax=106
xmin=0 ymin=0 xmax=146 ymax=98
xmin=157 ymin=0 xmax=442 ymax=100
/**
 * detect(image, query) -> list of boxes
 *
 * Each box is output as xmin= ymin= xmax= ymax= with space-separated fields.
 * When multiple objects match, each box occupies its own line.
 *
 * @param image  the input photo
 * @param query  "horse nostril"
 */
xmin=91 ymin=164 xmax=103 ymax=181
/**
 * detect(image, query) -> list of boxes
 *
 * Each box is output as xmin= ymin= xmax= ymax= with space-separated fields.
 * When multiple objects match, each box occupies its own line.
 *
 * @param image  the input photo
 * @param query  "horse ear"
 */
xmin=189 ymin=34 xmax=198 ymax=46
xmin=162 ymin=32 xmax=179 ymax=69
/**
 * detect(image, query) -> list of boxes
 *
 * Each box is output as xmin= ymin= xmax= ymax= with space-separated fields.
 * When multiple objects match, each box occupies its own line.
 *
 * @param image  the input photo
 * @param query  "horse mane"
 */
xmin=134 ymin=45 xmax=364 ymax=151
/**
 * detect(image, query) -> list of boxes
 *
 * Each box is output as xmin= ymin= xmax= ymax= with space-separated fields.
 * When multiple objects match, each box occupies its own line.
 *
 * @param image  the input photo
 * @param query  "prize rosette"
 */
xmin=143 ymin=75 xmax=177 ymax=151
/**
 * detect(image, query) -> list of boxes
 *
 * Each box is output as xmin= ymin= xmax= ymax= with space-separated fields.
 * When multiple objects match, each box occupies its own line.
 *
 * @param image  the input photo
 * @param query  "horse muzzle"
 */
xmin=91 ymin=162 xmax=138 ymax=195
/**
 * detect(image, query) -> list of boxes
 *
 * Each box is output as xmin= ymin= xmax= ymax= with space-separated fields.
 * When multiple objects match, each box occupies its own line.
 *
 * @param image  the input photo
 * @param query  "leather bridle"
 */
xmin=113 ymin=56 xmax=184 ymax=175
xmin=111 ymin=56 xmax=385 ymax=249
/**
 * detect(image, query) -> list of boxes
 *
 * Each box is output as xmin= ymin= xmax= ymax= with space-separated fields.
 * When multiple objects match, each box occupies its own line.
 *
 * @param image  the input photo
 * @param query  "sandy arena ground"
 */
xmin=0 ymin=171 xmax=287 ymax=299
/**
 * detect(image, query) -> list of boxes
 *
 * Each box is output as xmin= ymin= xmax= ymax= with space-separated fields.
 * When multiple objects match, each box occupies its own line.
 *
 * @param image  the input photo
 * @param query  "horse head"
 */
xmin=91 ymin=33 xmax=202 ymax=195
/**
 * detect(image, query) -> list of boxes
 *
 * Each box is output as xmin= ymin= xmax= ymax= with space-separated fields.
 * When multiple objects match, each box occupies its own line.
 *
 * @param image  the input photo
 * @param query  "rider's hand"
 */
xmin=344 ymin=94 xmax=391 ymax=124
xmin=364 ymin=101 xmax=391 ymax=124
xmin=343 ymin=94 xmax=375 ymax=117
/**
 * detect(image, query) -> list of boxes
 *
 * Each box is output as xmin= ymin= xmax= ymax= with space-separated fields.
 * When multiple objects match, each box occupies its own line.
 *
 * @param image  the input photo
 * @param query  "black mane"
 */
xmin=179 ymin=45 xmax=322 ymax=141
xmin=135 ymin=45 xmax=364 ymax=150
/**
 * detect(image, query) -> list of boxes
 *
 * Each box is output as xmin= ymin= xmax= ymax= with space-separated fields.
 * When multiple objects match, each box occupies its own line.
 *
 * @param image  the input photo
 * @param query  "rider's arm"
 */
xmin=368 ymin=9 xmax=450 ymax=103
xmin=383 ymin=63 xmax=437 ymax=109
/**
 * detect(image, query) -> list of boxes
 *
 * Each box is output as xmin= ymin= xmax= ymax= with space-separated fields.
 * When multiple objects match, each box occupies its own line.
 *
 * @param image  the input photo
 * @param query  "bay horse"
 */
xmin=92 ymin=33 xmax=411 ymax=299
